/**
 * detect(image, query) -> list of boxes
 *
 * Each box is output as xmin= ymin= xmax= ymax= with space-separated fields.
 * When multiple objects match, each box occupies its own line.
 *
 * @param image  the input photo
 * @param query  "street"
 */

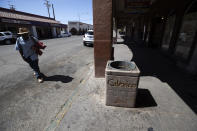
xmin=0 ymin=36 xmax=94 ymax=131
xmin=1 ymin=0 xmax=197 ymax=130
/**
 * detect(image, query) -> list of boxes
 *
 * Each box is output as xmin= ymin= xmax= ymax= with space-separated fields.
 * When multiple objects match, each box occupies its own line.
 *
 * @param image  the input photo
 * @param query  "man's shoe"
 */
xmin=37 ymin=78 xmax=44 ymax=83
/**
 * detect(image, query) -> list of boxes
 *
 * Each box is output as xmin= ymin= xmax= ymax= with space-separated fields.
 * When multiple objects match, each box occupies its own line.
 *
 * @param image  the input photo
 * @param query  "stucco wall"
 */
xmin=68 ymin=21 xmax=93 ymax=32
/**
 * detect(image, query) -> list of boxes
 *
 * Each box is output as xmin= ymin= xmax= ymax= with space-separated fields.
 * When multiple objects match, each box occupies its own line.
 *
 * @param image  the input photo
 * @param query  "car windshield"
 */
xmin=4 ymin=32 xmax=11 ymax=35
xmin=86 ymin=31 xmax=94 ymax=35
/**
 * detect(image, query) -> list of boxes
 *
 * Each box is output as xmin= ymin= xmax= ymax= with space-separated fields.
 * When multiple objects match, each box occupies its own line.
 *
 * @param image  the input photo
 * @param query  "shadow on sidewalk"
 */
xmin=136 ymin=88 xmax=157 ymax=108
xmin=43 ymin=74 xmax=73 ymax=83
xmin=125 ymin=41 xmax=197 ymax=114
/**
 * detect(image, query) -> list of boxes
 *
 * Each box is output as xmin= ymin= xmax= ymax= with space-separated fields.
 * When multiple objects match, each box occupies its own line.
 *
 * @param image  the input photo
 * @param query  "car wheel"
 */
xmin=83 ymin=42 xmax=86 ymax=46
xmin=4 ymin=39 xmax=11 ymax=45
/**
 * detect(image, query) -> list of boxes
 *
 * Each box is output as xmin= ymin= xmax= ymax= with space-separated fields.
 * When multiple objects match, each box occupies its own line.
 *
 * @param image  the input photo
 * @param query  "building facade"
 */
xmin=0 ymin=7 xmax=67 ymax=39
xmin=93 ymin=0 xmax=197 ymax=77
xmin=68 ymin=21 xmax=93 ymax=35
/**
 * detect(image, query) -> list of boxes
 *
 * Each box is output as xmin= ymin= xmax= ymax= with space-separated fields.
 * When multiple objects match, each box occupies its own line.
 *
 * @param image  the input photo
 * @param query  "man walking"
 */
xmin=15 ymin=28 xmax=44 ymax=83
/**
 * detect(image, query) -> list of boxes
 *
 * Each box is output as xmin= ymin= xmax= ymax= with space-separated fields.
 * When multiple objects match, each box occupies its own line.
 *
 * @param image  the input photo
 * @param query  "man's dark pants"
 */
xmin=26 ymin=58 xmax=41 ymax=78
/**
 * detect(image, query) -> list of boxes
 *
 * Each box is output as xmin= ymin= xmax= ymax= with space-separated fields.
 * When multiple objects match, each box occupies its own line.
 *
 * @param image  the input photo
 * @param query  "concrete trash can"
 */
xmin=105 ymin=61 xmax=140 ymax=108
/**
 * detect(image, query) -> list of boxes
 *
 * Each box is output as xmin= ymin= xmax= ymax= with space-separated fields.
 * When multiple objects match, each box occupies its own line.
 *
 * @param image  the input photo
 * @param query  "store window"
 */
xmin=175 ymin=2 xmax=197 ymax=60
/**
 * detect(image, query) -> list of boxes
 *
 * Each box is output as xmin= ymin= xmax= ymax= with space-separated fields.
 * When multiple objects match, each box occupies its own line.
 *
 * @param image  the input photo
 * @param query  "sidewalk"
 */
xmin=52 ymin=44 xmax=197 ymax=131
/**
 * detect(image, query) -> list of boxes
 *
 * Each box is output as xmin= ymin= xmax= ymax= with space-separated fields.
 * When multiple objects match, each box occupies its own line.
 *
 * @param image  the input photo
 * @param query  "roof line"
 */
xmin=68 ymin=21 xmax=93 ymax=26
xmin=0 ymin=7 xmax=55 ymax=21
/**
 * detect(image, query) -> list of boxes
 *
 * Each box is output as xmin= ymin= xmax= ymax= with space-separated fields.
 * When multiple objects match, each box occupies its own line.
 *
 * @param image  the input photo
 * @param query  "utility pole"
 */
xmin=9 ymin=4 xmax=15 ymax=10
xmin=8 ymin=0 xmax=16 ymax=10
xmin=78 ymin=13 xmax=80 ymax=34
xmin=44 ymin=0 xmax=51 ymax=18
xmin=52 ymin=4 xmax=55 ymax=20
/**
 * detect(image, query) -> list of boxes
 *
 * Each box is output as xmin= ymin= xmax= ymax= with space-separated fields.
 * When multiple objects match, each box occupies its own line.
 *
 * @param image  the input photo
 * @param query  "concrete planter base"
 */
xmin=105 ymin=61 xmax=140 ymax=108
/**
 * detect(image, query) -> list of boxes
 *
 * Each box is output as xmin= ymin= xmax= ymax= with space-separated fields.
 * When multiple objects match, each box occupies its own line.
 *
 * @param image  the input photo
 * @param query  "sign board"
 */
xmin=1 ymin=18 xmax=31 ymax=25
xmin=125 ymin=0 xmax=150 ymax=8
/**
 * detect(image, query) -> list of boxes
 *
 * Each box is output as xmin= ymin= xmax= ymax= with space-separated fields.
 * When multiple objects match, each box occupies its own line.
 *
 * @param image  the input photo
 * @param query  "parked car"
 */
xmin=60 ymin=32 xmax=72 ymax=38
xmin=83 ymin=30 xmax=94 ymax=46
xmin=67 ymin=32 xmax=72 ymax=37
xmin=0 ymin=31 xmax=17 ymax=45
xmin=60 ymin=32 xmax=69 ymax=37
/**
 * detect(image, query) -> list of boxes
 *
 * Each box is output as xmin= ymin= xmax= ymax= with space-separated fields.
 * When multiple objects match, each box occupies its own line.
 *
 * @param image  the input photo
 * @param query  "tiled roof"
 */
xmin=0 ymin=8 xmax=60 ymax=24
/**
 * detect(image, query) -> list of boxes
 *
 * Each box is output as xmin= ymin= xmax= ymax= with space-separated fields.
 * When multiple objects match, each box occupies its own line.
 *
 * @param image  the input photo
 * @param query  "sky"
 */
xmin=0 ymin=0 xmax=93 ymax=24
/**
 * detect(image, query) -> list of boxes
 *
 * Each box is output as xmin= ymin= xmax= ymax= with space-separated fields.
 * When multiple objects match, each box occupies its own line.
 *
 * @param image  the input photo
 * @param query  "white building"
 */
xmin=68 ymin=21 xmax=93 ymax=35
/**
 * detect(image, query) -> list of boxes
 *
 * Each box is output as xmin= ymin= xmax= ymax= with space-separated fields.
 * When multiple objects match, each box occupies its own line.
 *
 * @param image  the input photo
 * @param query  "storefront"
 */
xmin=0 ymin=18 xmax=31 ymax=34
xmin=175 ymin=3 xmax=197 ymax=62
xmin=93 ymin=0 xmax=197 ymax=77
xmin=0 ymin=7 xmax=67 ymax=39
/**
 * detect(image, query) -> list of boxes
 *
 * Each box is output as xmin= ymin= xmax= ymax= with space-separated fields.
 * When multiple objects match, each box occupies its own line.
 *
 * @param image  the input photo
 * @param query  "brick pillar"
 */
xmin=93 ymin=0 xmax=113 ymax=77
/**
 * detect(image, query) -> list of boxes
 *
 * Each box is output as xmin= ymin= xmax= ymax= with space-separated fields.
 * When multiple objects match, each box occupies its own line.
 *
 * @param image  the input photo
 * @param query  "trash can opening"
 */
xmin=110 ymin=61 xmax=136 ymax=71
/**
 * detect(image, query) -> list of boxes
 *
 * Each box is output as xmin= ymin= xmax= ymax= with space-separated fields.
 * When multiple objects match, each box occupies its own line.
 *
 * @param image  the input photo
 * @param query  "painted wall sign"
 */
xmin=108 ymin=79 xmax=137 ymax=88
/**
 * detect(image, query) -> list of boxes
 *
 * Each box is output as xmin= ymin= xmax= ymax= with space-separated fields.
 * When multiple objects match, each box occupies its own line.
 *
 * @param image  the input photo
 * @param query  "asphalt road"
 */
xmin=0 ymin=36 xmax=94 ymax=131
